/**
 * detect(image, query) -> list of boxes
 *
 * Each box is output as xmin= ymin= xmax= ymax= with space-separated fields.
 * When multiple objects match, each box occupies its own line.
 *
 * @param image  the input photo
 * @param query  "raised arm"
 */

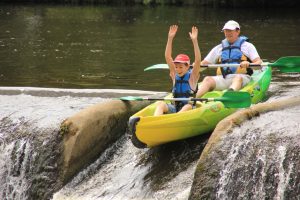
xmin=189 ymin=26 xmax=201 ymax=89
xmin=165 ymin=25 xmax=178 ymax=78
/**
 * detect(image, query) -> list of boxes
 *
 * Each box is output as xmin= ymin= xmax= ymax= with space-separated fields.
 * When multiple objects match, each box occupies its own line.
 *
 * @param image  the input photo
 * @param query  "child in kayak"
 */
xmin=154 ymin=25 xmax=201 ymax=116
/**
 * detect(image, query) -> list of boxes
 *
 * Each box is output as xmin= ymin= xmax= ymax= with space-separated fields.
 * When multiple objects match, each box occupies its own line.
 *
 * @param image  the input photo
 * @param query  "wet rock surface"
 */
xmin=189 ymin=97 xmax=300 ymax=199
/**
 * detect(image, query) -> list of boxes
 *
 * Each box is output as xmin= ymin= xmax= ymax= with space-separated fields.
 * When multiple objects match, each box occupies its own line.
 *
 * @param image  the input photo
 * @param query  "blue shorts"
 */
xmin=167 ymin=103 xmax=195 ymax=113
xmin=167 ymin=104 xmax=177 ymax=114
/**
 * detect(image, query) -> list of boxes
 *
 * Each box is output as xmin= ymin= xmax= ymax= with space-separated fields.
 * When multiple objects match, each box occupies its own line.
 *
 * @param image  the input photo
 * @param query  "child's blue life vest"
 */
xmin=172 ymin=71 xmax=196 ymax=112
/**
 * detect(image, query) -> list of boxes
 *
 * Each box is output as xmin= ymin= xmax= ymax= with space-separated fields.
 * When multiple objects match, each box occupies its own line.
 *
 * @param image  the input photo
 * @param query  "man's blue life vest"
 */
xmin=220 ymin=36 xmax=248 ymax=76
xmin=172 ymin=71 xmax=196 ymax=112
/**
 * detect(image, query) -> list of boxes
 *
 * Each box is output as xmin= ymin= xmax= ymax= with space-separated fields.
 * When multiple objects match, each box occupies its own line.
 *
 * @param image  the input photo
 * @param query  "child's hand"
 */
xmin=168 ymin=25 xmax=178 ymax=39
xmin=189 ymin=26 xmax=198 ymax=41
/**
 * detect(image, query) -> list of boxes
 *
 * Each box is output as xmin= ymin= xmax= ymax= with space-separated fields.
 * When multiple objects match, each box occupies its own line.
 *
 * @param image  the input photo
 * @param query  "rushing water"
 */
xmin=53 ymin=134 xmax=209 ymax=200
xmin=215 ymin=87 xmax=300 ymax=199
xmin=0 ymin=90 xmax=105 ymax=199
xmin=0 ymin=4 xmax=300 ymax=200
xmin=215 ymin=106 xmax=300 ymax=199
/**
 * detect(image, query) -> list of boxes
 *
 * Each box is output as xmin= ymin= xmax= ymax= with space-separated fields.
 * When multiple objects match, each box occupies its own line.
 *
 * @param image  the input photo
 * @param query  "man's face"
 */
xmin=224 ymin=29 xmax=240 ymax=43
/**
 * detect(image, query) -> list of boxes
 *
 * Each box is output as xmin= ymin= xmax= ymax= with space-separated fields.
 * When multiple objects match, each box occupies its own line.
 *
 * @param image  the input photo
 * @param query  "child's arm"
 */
xmin=165 ymin=25 xmax=178 ymax=80
xmin=189 ymin=26 xmax=201 ymax=90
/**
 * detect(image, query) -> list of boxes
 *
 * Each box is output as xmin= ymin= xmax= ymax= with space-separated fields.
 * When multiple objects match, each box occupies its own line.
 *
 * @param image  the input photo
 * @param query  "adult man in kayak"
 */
xmin=196 ymin=20 xmax=262 ymax=98
xmin=154 ymin=25 xmax=201 ymax=116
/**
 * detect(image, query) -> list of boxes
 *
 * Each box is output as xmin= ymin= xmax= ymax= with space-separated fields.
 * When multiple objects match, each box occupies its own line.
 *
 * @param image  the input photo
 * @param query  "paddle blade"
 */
xmin=144 ymin=63 xmax=207 ymax=72
xmin=218 ymin=91 xmax=251 ymax=108
xmin=119 ymin=96 xmax=144 ymax=101
xmin=271 ymin=56 xmax=300 ymax=73
xmin=144 ymin=64 xmax=169 ymax=71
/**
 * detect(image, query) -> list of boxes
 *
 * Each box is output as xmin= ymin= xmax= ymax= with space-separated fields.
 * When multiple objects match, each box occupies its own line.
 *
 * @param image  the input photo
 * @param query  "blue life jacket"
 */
xmin=221 ymin=36 xmax=247 ymax=76
xmin=172 ymin=71 xmax=195 ymax=112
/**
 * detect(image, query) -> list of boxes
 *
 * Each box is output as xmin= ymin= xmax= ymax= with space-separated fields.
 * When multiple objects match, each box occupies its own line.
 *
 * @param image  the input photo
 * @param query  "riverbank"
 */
xmin=1 ymin=0 xmax=300 ymax=7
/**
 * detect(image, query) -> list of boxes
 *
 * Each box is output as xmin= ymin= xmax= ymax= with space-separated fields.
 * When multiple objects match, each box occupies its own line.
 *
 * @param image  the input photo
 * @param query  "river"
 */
xmin=1 ymin=5 xmax=300 ymax=91
xmin=0 ymin=4 xmax=300 ymax=200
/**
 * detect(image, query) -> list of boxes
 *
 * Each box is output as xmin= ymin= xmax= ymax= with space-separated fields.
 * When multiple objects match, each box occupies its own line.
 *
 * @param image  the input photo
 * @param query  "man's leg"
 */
xmin=228 ymin=74 xmax=251 ymax=91
xmin=196 ymin=76 xmax=216 ymax=97
xmin=229 ymin=75 xmax=243 ymax=91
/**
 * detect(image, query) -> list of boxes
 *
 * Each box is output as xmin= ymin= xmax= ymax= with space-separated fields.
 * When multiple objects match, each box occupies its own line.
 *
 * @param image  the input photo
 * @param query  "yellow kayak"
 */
xmin=128 ymin=67 xmax=272 ymax=148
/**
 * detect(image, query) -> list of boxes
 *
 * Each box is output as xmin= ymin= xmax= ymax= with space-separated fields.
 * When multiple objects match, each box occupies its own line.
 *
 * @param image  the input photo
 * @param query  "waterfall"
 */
xmin=0 ymin=139 xmax=31 ymax=199
xmin=53 ymin=134 xmax=209 ymax=199
xmin=215 ymin=106 xmax=300 ymax=199
xmin=0 ymin=87 xmax=161 ymax=199
xmin=0 ymin=87 xmax=107 ymax=199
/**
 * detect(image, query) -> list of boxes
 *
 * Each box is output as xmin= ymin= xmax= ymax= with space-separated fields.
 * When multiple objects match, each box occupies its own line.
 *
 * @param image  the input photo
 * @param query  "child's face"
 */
xmin=174 ymin=63 xmax=189 ymax=77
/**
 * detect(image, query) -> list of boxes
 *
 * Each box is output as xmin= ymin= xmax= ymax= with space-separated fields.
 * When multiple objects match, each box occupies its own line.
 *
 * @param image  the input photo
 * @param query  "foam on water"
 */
xmin=0 ymin=87 xmax=160 ymax=200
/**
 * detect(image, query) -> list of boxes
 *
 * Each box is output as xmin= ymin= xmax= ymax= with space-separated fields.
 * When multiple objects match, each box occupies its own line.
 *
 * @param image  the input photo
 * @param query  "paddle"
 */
xmin=119 ymin=91 xmax=251 ymax=108
xmin=144 ymin=64 xmax=207 ymax=72
xmin=144 ymin=56 xmax=300 ymax=73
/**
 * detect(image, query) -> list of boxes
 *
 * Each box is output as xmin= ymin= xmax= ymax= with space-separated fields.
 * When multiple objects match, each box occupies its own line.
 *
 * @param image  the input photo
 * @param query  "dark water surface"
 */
xmin=1 ymin=5 xmax=300 ymax=200
xmin=1 ymin=5 xmax=300 ymax=91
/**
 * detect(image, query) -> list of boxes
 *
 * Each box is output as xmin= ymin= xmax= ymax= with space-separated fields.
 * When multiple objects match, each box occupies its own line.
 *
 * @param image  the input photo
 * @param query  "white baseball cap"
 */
xmin=222 ymin=20 xmax=240 ymax=31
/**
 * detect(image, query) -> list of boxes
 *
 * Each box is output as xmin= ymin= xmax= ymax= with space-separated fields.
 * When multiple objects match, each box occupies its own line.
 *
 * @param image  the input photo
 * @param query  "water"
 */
xmin=188 ymin=75 xmax=300 ymax=199
xmin=53 ymin=134 xmax=209 ymax=200
xmin=0 ymin=87 xmax=159 ymax=199
xmin=215 ymin=104 xmax=300 ymax=199
xmin=0 ymin=88 xmax=107 ymax=199
xmin=1 ymin=5 xmax=300 ymax=91
xmin=0 ymin=86 xmax=208 ymax=199
xmin=0 ymin=4 xmax=300 ymax=200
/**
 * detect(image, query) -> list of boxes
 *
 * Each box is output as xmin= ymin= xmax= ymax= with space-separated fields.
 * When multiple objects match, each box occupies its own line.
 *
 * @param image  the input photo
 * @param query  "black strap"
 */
xmin=222 ymin=45 xmax=240 ymax=51
xmin=222 ymin=58 xmax=241 ymax=63
xmin=220 ymin=67 xmax=233 ymax=78
xmin=246 ymin=68 xmax=253 ymax=76
xmin=176 ymin=79 xmax=189 ymax=84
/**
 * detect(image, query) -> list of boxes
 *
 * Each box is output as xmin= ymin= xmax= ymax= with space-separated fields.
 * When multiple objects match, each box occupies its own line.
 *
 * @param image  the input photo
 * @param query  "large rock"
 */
xmin=189 ymin=96 xmax=300 ymax=199
xmin=59 ymin=100 xmax=150 ymax=184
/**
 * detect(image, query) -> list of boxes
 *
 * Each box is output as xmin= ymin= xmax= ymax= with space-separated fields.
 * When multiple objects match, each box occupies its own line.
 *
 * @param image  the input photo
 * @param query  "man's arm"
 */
xmin=251 ymin=57 xmax=263 ymax=65
xmin=201 ymin=44 xmax=222 ymax=65
xmin=240 ymin=57 xmax=262 ymax=68
xmin=201 ymin=60 xmax=211 ymax=65
xmin=240 ymin=42 xmax=262 ymax=68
